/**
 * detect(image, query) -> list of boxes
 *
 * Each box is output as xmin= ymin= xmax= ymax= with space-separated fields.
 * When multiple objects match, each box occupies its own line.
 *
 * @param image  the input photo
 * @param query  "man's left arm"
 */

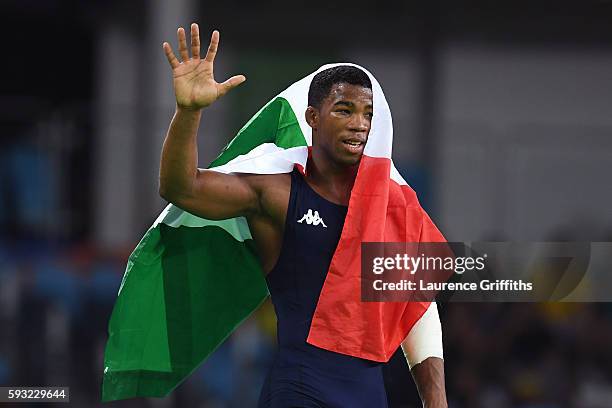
xmin=410 ymin=357 xmax=447 ymax=408
xmin=401 ymin=302 xmax=448 ymax=408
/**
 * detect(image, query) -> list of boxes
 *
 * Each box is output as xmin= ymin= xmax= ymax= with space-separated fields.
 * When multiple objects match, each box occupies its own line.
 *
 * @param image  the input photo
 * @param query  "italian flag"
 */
xmin=101 ymin=63 xmax=444 ymax=402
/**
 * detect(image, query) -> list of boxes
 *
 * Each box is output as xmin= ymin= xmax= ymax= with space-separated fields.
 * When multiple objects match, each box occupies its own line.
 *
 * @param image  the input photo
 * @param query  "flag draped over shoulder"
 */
xmin=101 ymin=63 xmax=445 ymax=402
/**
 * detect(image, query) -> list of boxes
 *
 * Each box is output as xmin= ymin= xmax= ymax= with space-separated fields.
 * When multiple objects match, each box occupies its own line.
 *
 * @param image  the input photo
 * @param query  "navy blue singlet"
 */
xmin=258 ymin=169 xmax=388 ymax=408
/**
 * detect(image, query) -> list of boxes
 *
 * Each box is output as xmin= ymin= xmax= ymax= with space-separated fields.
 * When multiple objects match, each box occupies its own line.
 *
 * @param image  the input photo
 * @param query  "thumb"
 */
xmin=217 ymin=75 xmax=246 ymax=97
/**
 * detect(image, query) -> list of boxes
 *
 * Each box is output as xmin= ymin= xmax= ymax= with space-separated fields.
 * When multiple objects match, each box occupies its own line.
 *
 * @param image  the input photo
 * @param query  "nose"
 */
xmin=348 ymin=113 xmax=370 ymax=132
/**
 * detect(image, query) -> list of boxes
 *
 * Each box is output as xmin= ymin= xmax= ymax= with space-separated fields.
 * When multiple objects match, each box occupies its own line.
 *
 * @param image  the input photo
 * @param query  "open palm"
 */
xmin=163 ymin=24 xmax=245 ymax=110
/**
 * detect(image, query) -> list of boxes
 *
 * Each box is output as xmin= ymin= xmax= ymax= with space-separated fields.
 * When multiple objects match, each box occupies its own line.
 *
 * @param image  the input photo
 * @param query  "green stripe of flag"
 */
xmin=211 ymin=97 xmax=307 ymax=167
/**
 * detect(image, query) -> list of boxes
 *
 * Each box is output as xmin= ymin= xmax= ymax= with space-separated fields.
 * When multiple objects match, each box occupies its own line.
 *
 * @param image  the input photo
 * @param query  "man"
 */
xmin=160 ymin=23 xmax=447 ymax=407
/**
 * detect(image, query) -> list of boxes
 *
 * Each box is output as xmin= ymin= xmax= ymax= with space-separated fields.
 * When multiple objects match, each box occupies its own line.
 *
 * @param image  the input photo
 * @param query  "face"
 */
xmin=307 ymin=83 xmax=373 ymax=166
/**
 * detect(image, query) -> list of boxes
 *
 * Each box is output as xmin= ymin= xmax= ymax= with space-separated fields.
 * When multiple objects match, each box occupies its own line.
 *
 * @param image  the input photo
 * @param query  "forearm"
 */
xmin=401 ymin=302 xmax=447 ymax=407
xmin=159 ymin=106 xmax=203 ymax=199
xmin=411 ymin=357 xmax=447 ymax=408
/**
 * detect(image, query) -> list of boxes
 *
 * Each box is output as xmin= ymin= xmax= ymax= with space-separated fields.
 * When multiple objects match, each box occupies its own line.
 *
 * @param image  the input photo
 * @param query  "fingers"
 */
xmin=191 ymin=23 xmax=200 ymax=60
xmin=204 ymin=30 xmax=219 ymax=63
xmin=177 ymin=27 xmax=189 ymax=62
xmin=163 ymin=25 xmax=217 ymax=70
xmin=217 ymin=75 xmax=246 ymax=97
xmin=163 ymin=42 xmax=180 ymax=69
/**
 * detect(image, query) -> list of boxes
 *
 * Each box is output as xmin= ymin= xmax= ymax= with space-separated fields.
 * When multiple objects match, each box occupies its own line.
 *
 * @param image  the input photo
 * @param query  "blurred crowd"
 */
xmin=442 ymin=303 xmax=612 ymax=408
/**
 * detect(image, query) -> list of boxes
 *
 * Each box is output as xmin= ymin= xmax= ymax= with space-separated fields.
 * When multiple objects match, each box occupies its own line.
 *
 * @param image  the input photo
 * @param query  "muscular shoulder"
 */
xmin=239 ymin=172 xmax=291 ymax=222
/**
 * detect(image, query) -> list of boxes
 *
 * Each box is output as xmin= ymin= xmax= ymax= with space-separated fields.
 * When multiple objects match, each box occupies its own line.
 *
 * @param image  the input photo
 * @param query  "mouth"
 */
xmin=341 ymin=139 xmax=365 ymax=153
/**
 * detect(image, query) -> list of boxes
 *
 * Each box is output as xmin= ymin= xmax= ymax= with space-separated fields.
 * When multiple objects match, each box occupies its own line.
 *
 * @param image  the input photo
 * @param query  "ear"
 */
xmin=305 ymin=106 xmax=318 ymax=130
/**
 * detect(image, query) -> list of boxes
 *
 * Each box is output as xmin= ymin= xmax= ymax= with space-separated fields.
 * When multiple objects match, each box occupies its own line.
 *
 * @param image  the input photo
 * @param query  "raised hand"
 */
xmin=162 ymin=23 xmax=246 ymax=110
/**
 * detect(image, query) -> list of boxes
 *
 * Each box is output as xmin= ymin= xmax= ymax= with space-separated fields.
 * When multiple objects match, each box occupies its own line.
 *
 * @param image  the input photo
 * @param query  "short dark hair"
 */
xmin=308 ymin=65 xmax=372 ymax=109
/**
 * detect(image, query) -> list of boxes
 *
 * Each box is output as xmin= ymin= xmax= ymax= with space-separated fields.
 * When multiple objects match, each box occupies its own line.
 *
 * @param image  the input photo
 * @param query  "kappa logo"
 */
xmin=297 ymin=209 xmax=327 ymax=228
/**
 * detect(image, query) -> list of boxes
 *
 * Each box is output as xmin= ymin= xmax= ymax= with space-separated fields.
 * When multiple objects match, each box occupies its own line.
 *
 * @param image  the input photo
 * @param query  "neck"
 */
xmin=307 ymin=145 xmax=359 ymax=204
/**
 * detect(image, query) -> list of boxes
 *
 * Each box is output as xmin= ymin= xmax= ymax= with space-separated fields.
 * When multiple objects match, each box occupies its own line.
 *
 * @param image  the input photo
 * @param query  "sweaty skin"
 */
xmin=158 ymin=22 xmax=447 ymax=407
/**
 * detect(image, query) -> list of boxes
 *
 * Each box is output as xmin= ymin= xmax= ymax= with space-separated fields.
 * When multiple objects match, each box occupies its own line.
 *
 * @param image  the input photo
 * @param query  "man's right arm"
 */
xmin=159 ymin=107 xmax=260 ymax=220
xmin=158 ymin=23 xmax=250 ymax=220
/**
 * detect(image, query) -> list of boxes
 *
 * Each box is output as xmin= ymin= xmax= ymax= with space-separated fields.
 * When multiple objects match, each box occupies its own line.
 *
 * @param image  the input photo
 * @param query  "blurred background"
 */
xmin=2 ymin=0 xmax=612 ymax=407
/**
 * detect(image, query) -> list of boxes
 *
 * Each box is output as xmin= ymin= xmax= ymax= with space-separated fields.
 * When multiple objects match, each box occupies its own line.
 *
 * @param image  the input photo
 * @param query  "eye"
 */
xmin=365 ymin=112 xmax=373 ymax=119
xmin=336 ymin=109 xmax=351 ymax=115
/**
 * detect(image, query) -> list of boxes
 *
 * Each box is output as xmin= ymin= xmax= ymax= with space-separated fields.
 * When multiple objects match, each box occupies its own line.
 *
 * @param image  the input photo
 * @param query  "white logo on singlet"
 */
xmin=297 ymin=209 xmax=327 ymax=228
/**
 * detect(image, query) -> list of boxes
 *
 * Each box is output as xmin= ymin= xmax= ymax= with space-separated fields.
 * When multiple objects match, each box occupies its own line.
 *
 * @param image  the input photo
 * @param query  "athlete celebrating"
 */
xmin=160 ymin=23 xmax=447 ymax=407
